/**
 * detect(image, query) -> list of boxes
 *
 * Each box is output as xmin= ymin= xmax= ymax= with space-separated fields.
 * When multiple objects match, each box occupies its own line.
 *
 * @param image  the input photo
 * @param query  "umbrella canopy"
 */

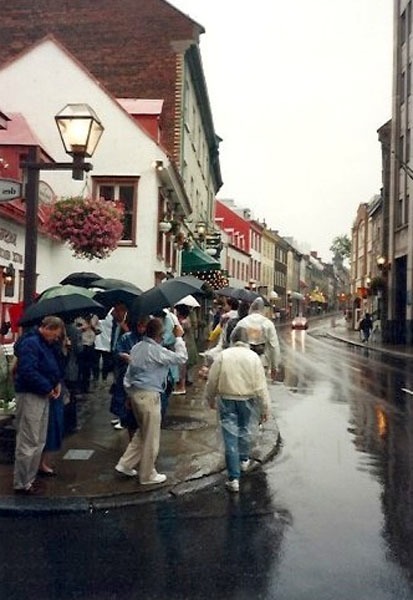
xmin=132 ymin=276 xmax=205 ymax=318
xmin=94 ymin=288 xmax=142 ymax=309
xmin=90 ymin=278 xmax=142 ymax=292
xmin=19 ymin=294 xmax=107 ymax=327
xmin=216 ymin=287 xmax=270 ymax=306
xmin=175 ymin=294 xmax=201 ymax=308
xmin=60 ymin=272 xmax=102 ymax=288
xmin=37 ymin=284 xmax=95 ymax=301
xmin=216 ymin=287 xmax=256 ymax=303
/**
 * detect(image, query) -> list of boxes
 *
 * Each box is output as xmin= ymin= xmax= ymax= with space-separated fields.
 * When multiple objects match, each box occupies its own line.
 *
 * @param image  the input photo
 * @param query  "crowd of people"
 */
xmin=10 ymin=291 xmax=280 ymax=495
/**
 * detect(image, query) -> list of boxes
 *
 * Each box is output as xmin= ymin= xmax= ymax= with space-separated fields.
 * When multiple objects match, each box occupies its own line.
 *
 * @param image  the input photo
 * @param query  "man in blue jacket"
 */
xmin=13 ymin=316 xmax=64 ymax=494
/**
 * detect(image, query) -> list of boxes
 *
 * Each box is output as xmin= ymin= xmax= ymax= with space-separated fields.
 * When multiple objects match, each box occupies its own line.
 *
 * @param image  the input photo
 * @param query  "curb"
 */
xmin=0 ymin=431 xmax=282 ymax=515
xmin=326 ymin=331 xmax=413 ymax=361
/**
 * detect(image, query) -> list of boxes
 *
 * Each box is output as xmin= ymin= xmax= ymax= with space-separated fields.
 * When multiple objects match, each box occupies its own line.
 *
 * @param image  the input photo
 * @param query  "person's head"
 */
xmin=135 ymin=317 xmax=149 ymax=336
xmin=151 ymin=309 xmax=166 ymax=320
xmin=38 ymin=316 xmax=64 ymax=344
xmin=175 ymin=304 xmax=190 ymax=319
xmin=145 ymin=317 xmax=164 ymax=343
xmin=225 ymin=297 xmax=239 ymax=312
xmin=112 ymin=303 xmax=128 ymax=323
xmin=231 ymin=326 xmax=250 ymax=346
xmin=249 ymin=297 xmax=265 ymax=314
xmin=238 ymin=301 xmax=250 ymax=319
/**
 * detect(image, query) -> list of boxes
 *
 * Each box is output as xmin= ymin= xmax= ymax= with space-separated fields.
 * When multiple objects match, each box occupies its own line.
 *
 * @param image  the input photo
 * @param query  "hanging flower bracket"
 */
xmin=44 ymin=196 xmax=124 ymax=260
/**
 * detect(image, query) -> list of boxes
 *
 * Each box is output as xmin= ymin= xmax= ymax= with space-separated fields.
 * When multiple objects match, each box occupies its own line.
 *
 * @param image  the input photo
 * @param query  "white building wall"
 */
xmin=0 ymin=38 xmax=173 ymax=292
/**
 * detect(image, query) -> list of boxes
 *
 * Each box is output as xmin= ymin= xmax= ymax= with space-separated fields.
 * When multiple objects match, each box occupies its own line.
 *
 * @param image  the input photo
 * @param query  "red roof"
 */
xmin=0 ymin=113 xmax=52 ymax=158
xmin=117 ymin=98 xmax=164 ymax=116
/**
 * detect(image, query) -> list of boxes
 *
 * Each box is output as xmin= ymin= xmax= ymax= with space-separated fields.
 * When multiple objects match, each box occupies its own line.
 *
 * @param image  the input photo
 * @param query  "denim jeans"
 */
xmin=219 ymin=398 xmax=258 ymax=480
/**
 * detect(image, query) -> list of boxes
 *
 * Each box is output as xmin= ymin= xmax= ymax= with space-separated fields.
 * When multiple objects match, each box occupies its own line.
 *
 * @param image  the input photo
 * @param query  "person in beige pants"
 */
xmin=115 ymin=317 xmax=187 ymax=485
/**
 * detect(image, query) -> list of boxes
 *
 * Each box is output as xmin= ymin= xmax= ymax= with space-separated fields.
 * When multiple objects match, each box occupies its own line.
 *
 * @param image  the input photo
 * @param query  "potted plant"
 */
xmin=44 ymin=196 xmax=124 ymax=260
xmin=369 ymin=276 xmax=386 ymax=295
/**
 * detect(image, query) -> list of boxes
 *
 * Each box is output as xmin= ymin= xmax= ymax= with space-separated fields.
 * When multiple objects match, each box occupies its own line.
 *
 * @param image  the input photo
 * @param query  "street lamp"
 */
xmin=21 ymin=104 xmax=104 ymax=308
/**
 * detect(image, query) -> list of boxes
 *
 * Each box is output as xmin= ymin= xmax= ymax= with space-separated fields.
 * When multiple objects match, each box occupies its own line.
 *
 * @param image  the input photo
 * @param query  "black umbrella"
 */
xmin=90 ymin=278 xmax=142 ymax=292
xmin=19 ymin=294 xmax=107 ymax=327
xmin=132 ymin=276 xmax=206 ymax=318
xmin=59 ymin=271 xmax=102 ymax=288
xmin=216 ymin=286 xmax=270 ymax=305
xmin=94 ymin=288 xmax=142 ymax=309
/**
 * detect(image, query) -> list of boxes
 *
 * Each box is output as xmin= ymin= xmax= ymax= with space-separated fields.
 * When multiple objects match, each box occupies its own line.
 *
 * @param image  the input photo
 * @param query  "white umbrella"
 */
xmin=175 ymin=294 xmax=200 ymax=308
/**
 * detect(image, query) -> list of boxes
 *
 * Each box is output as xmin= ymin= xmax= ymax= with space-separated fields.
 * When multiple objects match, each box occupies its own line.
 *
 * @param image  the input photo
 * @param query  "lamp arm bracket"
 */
xmin=20 ymin=161 xmax=93 ymax=173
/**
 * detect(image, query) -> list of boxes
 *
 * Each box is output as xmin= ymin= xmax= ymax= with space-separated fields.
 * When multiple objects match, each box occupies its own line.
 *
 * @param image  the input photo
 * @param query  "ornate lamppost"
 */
xmin=21 ymin=104 xmax=104 ymax=307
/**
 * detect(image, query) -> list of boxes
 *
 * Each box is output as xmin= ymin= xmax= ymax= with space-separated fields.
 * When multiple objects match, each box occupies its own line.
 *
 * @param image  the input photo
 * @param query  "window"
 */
xmin=397 ymin=197 xmax=404 ymax=227
xmin=401 ymin=10 xmax=407 ymax=45
xmin=405 ymin=194 xmax=410 ymax=224
xmin=93 ymin=178 xmax=139 ymax=243
xmin=401 ymin=71 xmax=406 ymax=104
xmin=400 ymin=134 xmax=405 ymax=162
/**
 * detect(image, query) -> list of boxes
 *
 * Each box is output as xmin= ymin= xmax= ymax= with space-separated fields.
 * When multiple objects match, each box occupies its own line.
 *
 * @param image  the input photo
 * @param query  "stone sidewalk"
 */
xmin=0 ymin=375 xmax=281 ymax=514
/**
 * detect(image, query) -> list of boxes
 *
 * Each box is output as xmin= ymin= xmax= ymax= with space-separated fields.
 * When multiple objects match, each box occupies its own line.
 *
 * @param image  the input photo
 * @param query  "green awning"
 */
xmin=181 ymin=245 xmax=220 ymax=273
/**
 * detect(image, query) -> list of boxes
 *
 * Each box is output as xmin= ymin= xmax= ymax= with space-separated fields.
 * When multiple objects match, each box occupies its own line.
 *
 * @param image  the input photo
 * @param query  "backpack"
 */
xmin=246 ymin=323 xmax=266 ymax=355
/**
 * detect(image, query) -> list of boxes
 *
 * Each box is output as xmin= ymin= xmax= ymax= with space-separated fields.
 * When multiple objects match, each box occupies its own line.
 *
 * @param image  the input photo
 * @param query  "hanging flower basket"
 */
xmin=369 ymin=276 xmax=386 ymax=295
xmin=44 ymin=196 xmax=124 ymax=260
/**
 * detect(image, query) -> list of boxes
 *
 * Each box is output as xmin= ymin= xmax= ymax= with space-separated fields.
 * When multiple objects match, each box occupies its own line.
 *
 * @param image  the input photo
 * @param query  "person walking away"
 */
xmin=231 ymin=297 xmax=281 ymax=383
xmin=115 ymin=317 xmax=187 ymax=485
xmin=109 ymin=303 xmax=129 ymax=426
xmin=75 ymin=314 xmax=100 ymax=393
xmin=359 ymin=312 xmax=373 ymax=342
xmin=62 ymin=321 xmax=83 ymax=434
xmin=13 ymin=316 xmax=64 ymax=494
xmin=153 ymin=309 xmax=184 ymax=418
xmin=114 ymin=316 xmax=149 ymax=435
xmin=93 ymin=311 xmax=114 ymax=383
xmin=205 ymin=327 xmax=270 ymax=493
xmin=174 ymin=304 xmax=198 ymax=391
xmin=224 ymin=300 xmax=250 ymax=348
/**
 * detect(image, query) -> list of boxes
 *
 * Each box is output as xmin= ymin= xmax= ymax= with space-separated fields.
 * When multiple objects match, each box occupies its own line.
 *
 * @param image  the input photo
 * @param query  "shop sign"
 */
xmin=0 ymin=179 xmax=22 ymax=202
xmin=38 ymin=180 xmax=56 ymax=205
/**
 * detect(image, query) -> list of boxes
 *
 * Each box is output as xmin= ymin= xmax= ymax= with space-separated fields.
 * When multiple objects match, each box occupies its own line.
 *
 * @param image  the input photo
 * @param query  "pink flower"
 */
xmin=44 ymin=196 xmax=124 ymax=260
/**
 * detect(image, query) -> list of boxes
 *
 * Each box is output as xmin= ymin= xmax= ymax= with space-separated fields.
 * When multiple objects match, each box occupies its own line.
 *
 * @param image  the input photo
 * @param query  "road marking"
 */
xmin=401 ymin=388 xmax=413 ymax=395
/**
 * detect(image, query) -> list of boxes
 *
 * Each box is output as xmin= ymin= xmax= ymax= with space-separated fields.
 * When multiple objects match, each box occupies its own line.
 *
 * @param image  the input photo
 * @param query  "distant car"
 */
xmin=291 ymin=316 xmax=308 ymax=330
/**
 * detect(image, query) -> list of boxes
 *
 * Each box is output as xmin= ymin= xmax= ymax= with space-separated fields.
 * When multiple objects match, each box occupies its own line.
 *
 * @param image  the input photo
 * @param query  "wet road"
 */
xmin=2 ymin=326 xmax=413 ymax=599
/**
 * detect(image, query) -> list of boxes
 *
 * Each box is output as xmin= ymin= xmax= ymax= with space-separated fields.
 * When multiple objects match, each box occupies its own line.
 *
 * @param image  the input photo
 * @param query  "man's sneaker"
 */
xmin=225 ymin=479 xmax=239 ymax=493
xmin=140 ymin=471 xmax=167 ymax=485
xmin=111 ymin=418 xmax=120 ymax=425
xmin=113 ymin=422 xmax=125 ymax=430
xmin=240 ymin=459 xmax=251 ymax=472
xmin=115 ymin=463 xmax=138 ymax=477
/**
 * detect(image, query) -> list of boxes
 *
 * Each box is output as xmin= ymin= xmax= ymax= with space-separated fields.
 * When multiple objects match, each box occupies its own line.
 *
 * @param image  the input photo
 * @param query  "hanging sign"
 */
xmin=38 ymin=180 xmax=56 ymax=205
xmin=0 ymin=179 xmax=22 ymax=202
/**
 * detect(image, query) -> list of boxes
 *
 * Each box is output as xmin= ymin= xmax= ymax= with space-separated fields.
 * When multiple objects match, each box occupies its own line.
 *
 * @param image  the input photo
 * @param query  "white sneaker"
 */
xmin=113 ymin=422 xmax=125 ymax=430
xmin=140 ymin=471 xmax=167 ymax=485
xmin=225 ymin=479 xmax=239 ymax=493
xmin=240 ymin=459 xmax=251 ymax=472
xmin=115 ymin=463 xmax=138 ymax=477
xmin=111 ymin=418 xmax=120 ymax=425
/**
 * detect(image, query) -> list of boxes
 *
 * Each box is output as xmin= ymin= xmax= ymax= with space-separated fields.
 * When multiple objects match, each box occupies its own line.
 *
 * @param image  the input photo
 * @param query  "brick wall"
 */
xmin=0 ymin=0 xmax=203 ymax=158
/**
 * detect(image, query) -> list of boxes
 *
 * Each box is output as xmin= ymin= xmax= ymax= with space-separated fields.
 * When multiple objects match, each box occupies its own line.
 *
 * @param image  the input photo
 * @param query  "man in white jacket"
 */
xmin=231 ymin=297 xmax=281 ymax=383
xmin=205 ymin=327 xmax=270 ymax=493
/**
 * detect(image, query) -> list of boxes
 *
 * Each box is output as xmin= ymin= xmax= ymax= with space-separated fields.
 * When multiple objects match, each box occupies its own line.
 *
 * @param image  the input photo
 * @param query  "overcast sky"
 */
xmin=170 ymin=0 xmax=393 ymax=261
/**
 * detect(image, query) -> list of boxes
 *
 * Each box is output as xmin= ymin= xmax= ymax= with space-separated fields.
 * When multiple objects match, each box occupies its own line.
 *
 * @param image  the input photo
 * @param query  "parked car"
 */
xmin=291 ymin=316 xmax=308 ymax=330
